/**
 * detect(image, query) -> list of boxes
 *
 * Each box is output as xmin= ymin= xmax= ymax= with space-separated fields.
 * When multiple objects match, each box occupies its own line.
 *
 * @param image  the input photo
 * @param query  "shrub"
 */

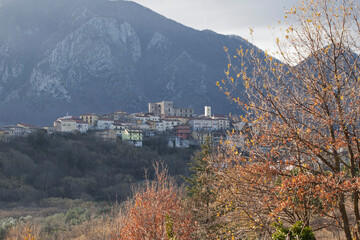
xmin=111 ymin=164 xmax=197 ymax=240
xmin=272 ymin=221 xmax=315 ymax=240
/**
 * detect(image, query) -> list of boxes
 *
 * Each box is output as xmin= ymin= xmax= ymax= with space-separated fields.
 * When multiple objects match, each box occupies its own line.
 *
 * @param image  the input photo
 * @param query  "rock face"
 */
xmin=0 ymin=0 xmax=258 ymax=125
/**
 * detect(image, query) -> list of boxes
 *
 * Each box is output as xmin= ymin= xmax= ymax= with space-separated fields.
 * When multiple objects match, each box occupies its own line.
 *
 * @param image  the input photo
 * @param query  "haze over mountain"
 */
xmin=0 ymin=0 xmax=260 ymax=125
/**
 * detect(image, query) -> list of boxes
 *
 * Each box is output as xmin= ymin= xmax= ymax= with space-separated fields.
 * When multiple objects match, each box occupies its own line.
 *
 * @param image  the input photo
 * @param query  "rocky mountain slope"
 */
xmin=0 ymin=0 xmax=258 ymax=125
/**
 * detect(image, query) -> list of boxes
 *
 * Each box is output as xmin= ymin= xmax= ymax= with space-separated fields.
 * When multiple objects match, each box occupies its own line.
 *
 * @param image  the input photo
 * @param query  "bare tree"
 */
xmin=217 ymin=0 xmax=360 ymax=239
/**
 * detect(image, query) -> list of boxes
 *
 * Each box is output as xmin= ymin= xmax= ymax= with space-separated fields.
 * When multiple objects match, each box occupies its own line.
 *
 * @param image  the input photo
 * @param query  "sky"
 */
xmin=130 ymin=0 xmax=297 ymax=54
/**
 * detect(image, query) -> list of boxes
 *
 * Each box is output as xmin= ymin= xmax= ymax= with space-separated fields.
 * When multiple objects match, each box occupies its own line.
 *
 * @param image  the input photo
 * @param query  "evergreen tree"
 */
xmin=185 ymin=138 xmax=218 ymax=239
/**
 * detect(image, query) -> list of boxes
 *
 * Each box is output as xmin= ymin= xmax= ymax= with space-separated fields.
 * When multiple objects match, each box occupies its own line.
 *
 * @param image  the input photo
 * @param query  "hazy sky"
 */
xmin=130 ymin=0 xmax=297 ymax=53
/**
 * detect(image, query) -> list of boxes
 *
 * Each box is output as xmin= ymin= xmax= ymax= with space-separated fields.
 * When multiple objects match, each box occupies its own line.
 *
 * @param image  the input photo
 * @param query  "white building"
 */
xmin=189 ymin=118 xmax=219 ymax=131
xmin=211 ymin=115 xmax=230 ymax=130
xmin=97 ymin=119 xmax=114 ymax=130
xmin=155 ymin=121 xmax=165 ymax=132
xmin=76 ymin=121 xmax=89 ymax=133
xmin=110 ymin=122 xmax=135 ymax=137
xmin=205 ymin=106 xmax=212 ymax=117
xmin=133 ymin=113 xmax=161 ymax=124
xmin=162 ymin=120 xmax=181 ymax=131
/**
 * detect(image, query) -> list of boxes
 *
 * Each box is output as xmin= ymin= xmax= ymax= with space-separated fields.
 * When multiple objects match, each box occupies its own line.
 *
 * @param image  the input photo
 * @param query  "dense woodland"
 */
xmin=0 ymin=130 xmax=195 ymax=204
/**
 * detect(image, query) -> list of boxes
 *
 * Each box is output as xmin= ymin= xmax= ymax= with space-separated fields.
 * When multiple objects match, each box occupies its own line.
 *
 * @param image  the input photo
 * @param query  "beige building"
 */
xmin=149 ymin=101 xmax=174 ymax=116
xmin=148 ymin=101 xmax=193 ymax=117
xmin=58 ymin=119 xmax=77 ymax=132
xmin=54 ymin=116 xmax=89 ymax=133
xmin=80 ymin=114 xmax=99 ymax=127
xmin=163 ymin=116 xmax=190 ymax=125
xmin=174 ymin=108 xmax=194 ymax=117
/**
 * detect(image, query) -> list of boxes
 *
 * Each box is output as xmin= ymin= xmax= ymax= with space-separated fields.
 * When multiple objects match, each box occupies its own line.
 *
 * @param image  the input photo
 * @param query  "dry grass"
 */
xmin=0 ymin=207 xmax=61 ymax=219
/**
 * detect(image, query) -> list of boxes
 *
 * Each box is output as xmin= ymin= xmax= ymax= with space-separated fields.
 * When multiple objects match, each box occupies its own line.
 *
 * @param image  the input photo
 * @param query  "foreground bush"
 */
xmin=6 ymin=222 xmax=40 ymax=240
xmin=111 ymin=164 xmax=197 ymax=240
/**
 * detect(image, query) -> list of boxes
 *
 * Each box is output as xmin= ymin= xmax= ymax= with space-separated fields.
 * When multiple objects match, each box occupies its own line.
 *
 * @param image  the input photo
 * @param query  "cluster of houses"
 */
xmin=0 ymin=123 xmax=42 ymax=141
xmin=0 ymin=101 xmax=247 ymax=148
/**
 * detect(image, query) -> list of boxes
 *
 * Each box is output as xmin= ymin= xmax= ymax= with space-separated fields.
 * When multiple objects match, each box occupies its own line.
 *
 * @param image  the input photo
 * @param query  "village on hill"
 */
xmin=0 ymin=101 xmax=247 ymax=148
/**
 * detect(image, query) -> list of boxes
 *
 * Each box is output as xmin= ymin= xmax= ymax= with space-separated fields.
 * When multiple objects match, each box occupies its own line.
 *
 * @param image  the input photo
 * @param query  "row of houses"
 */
xmin=0 ymin=123 xmax=42 ymax=141
xmin=53 ymin=114 xmax=143 ymax=146
xmin=50 ymin=102 xmax=233 ymax=147
xmin=0 ymin=101 xmax=240 ymax=148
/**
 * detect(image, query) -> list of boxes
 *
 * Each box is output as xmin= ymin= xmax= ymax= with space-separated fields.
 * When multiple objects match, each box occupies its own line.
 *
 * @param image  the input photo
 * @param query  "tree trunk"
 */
xmin=339 ymin=193 xmax=352 ymax=240
xmin=353 ymin=191 xmax=360 ymax=240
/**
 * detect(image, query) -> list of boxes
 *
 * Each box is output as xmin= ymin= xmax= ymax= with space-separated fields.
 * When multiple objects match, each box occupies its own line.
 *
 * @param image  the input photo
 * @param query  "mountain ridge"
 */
xmin=0 ymin=0 xmax=258 ymax=125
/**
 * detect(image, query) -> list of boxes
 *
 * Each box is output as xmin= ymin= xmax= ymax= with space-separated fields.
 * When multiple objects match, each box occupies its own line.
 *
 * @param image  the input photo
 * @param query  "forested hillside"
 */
xmin=0 ymin=131 xmax=195 ymax=204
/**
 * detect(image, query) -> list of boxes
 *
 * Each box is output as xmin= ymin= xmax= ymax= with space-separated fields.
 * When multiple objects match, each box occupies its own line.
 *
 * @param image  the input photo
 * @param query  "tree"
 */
xmin=217 ymin=0 xmax=360 ymax=239
xmin=111 ymin=163 xmax=197 ymax=240
xmin=185 ymin=138 xmax=219 ymax=239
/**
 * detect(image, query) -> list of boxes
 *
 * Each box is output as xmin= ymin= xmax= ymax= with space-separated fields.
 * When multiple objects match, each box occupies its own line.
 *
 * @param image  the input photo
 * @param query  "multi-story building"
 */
xmin=162 ymin=116 xmax=190 ymax=125
xmin=113 ymin=111 xmax=128 ymax=121
xmin=122 ymin=127 xmax=143 ymax=147
xmin=133 ymin=113 xmax=160 ymax=124
xmin=211 ymin=115 xmax=230 ymax=130
xmin=149 ymin=101 xmax=172 ymax=115
xmin=0 ymin=125 xmax=26 ymax=137
xmin=54 ymin=116 xmax=76 ymax=132
xmin=60 ymin=119 xmax=76 ymax=132
xmin=191 ymin=130 xmax=212 ymax=146
xmin=189 ymin=116 xmax=230 ymax=131
xmin=162 ymin=120 xmax=181 ymax=131
xmin=54 ymin=116 xmax=89 ymax=133
xmin=205 ymin=106 xmax=212 ymax=117
xmin=76 ymin=121 xmax=89 ymax=133
xmin=146 ymin=119 xmax=180 ymax=132
xmin=97 ymin=119 xmax=114 ymax=130
xmin=17 ymin=123 xmax=40 ymax=134
xmin=80 ymin=114 xmax=99 ymax=127
xmin=174 ymin=108 xmax=194 ymax=117
xmin=189 ymin=118 xmax=219 ymax=131
xmin=173 ymin=124 xmax=191 ymax=139
xmin=110 ymin=122 xmax=135 ymax=138
xmin=148 ymin=101 xmax=194 ymax=117
xmin=191 ymin=129 xmax=226 ymax=146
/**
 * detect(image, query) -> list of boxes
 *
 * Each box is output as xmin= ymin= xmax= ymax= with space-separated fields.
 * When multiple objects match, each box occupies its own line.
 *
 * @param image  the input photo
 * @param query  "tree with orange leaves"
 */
xmin=216 ymin=0 xmax=360 ymax=239
xmin=111 ymin=163 xmax=197 ymax=240
xmin=6 ymin=223 xmax=39 ymax=240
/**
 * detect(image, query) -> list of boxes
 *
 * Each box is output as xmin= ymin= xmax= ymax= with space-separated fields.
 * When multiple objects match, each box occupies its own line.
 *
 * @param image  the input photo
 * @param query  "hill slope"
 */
xmin=0 ymin=0 xmax=258 ymax=125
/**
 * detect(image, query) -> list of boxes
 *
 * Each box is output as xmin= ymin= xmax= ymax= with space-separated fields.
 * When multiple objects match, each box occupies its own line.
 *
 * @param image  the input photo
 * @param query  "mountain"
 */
xmin=0 ymin=0 xmax=258 ymax=125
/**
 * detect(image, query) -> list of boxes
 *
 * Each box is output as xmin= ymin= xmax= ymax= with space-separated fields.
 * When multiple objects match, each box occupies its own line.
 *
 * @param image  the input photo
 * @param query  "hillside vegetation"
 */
xmin=0 ymin=130 xmax=195 ymax=205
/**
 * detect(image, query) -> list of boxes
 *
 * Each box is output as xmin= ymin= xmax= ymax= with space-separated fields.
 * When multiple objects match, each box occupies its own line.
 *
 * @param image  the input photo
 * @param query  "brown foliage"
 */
xmin=111 ymin=163 xmax=197 ymax=240
xmin=6 ymin=223 xmax=40 ymax=240
xmin=217 ymin=0 xmax=360 ymax=239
